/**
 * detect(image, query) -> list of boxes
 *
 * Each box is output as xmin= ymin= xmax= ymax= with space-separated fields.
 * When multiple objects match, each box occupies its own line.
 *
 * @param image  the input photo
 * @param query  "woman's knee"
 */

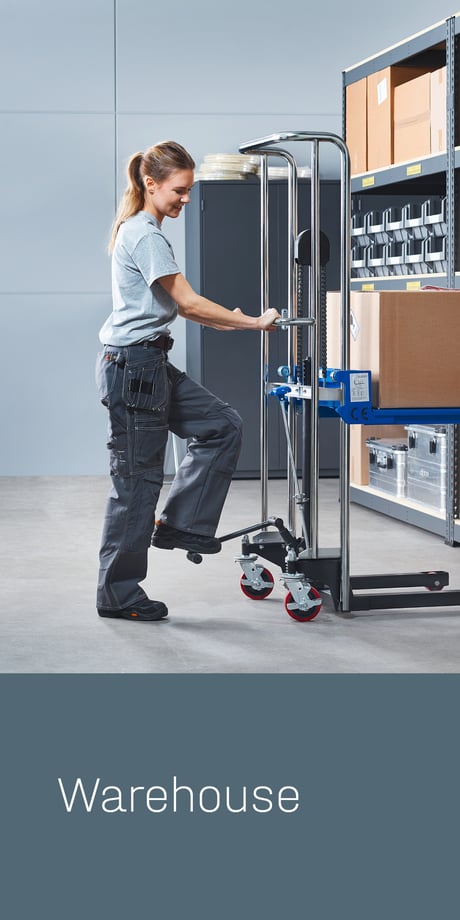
xmin=221 ymin=406 xmax=243 ymax=445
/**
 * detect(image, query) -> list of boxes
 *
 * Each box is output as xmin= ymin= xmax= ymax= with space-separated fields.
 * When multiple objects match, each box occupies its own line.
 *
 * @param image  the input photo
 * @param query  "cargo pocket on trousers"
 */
xmin=133 ymin=417 xmax=169 ymax=472
xmin=122 ymin=360 xmax=168 ymax=412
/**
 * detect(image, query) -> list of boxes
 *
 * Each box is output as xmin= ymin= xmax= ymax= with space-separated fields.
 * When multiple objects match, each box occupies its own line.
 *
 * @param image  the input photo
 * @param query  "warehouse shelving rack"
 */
xmin=343 ymin=14 xmax=460 ymax=546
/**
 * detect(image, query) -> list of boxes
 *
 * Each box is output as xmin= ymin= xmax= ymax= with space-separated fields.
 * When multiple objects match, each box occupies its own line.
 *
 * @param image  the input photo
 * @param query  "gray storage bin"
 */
xmin=425 ymin=235 xmax=446 ymax=263
xmin=405 ymin=425 xmax=447 ymax=512
xmin=386 ymin=239 xmax=406 ymax=266
xmin=385 ymin=205 xmax=404 ymax=232
xmin=423 ymin=197 xmax=446 ymax=237
xmin=351 ymin=243 xmax=368 ymax=268
xmin=366 ymin=210 xmax=386 ymax=234
xmin=367 ymin=243 xmax=389 ymax=275
xmin=351 ymin=212 xmax=370 ymax=246
xmin=366 ymin=438 xmax=408 ymax=497
xmin=403 ymin=201 xmax=425 ymax=229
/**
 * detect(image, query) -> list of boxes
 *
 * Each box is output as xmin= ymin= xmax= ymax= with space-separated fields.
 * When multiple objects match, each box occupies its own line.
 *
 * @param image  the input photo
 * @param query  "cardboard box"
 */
xmin=346 ymin=78 xmax=367 ymax=174
xmin=327 ymin=290 xmax=460 ymax=408
xmin=431 ymin=66 xmax=446 ymax=153
xmin=350 ymin=424 xmax=407 ymax=486
xmin=367 ymin=65 xmax=427 ymax=170
xmin=394 ymin=72 xmax=431 ymax=163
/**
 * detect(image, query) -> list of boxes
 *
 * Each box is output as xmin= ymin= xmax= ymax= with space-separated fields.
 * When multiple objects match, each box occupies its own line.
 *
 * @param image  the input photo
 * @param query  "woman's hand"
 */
xmin=255 ymin=308 xmax=281 ymax=331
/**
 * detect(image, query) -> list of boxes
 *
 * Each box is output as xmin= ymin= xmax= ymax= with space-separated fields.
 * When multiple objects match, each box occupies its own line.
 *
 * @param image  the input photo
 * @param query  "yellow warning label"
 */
xmin=407 ymin=163 xmax=422 ymax=176
xmin=362 ymin=176 xmax=375 ymax=188
xmin=361 ymin=283 xmax=375 ymax=291
xmin=406 ymin=281 xmax=421 ymax=290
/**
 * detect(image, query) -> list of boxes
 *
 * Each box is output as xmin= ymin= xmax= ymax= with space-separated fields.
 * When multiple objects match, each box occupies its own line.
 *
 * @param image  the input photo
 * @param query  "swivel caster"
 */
xmin=240 ymin=567 xmax=274 ymax=600
xmin=284 ymin=586 xmax=322 ymax=621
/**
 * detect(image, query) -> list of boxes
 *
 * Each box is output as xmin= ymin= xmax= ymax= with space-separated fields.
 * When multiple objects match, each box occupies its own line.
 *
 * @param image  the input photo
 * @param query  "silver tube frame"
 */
xmin=239 ymin=130 xmax=351 ymax=611
xmin=253 ymin=147 xmax=299 ymax=532
xmin=260 ymin=156 xmax=269 ymax=521
xmin=309 ymin=139 xmax=320 ymax=557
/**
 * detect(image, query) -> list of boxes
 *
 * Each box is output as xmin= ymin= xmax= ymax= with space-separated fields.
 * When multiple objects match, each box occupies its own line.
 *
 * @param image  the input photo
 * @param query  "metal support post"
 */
xmin=260 ymin=156 xmax=269 ymax=523
xmin=309 ymin=139 xmax=320 ymax=557
xmin=445 ymin=16 xmax=457 ymax=546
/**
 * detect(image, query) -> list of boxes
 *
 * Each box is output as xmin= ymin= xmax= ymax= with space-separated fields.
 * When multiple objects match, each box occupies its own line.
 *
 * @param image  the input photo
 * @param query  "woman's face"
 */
xmin=144 ymin=168 xmax=194 ymax=223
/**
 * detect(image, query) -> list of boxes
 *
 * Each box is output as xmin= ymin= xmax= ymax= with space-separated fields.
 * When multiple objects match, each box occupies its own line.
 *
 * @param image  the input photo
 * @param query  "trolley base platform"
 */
xmin=210 ymin=517 xmax=460 ymax=617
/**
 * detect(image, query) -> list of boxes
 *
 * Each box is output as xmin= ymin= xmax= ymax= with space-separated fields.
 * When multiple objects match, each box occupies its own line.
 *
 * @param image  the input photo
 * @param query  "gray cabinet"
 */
xmin=185 ymin=178 xmax=341 ymax=477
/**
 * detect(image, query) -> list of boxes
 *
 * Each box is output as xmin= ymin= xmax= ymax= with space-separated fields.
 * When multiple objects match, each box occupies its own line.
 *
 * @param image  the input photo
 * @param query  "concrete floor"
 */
xmin=1 ymin=475 xmax=460 ymax=673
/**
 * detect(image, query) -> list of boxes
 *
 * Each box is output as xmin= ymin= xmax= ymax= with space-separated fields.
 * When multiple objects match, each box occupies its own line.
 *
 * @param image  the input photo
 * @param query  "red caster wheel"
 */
xmin=240 ymin=568 xmax=274 ymax=600
xmin=284 ymin=586 xmax=322 ymax=621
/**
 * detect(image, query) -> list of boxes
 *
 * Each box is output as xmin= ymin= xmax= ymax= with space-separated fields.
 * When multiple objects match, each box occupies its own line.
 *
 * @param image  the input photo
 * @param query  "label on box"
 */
xmin=377 ymin=78 xmax=388 ymax=105
xmin=350 ymin=373 xmax=369 ymax=402
xmin=350 ymin=310 xmax=360 ymax=341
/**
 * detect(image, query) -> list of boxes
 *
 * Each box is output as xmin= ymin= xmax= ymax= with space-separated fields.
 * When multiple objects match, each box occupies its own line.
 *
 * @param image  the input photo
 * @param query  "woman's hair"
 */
xmin=108 ymin=140 xmax=195 ymax=251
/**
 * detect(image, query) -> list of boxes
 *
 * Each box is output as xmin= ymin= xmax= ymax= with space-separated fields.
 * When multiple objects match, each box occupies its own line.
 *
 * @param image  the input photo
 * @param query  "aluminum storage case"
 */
xmin=405 ymin=425 xmax=447 ymax=512
xmin=366 ymin=438 xmax=408 ymax=497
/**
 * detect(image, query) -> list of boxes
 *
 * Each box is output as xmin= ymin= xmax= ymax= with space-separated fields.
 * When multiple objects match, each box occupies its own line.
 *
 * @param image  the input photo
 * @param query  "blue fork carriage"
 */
xmin=202 ymin=131 xmax=460 ymax=619
xmin=271 ymin=370 xmax=460 ymax=427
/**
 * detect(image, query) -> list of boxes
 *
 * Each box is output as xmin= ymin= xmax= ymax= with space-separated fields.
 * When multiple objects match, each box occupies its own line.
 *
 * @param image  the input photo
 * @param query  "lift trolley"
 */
xmin=192 ymin=131 xmax=460 ymax=620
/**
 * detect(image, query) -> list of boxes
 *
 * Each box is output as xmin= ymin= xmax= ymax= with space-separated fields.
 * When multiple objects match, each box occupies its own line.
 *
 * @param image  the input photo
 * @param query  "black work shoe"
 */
xmin=151 ymin=523 xmax=221 ymax=554
xmin=98 ymin=600 xmax=168 ymax=621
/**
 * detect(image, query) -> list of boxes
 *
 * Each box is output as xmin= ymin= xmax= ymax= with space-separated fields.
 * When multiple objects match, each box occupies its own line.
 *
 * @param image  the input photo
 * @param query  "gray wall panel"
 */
xmin=0 ymin=0 xmax=114 ymax=111
xmin=115 ymin=0 xmax=443 ymax=115
xmin=0 ymin=114 xmax=114 ymax=294
xmin=0 ymin=294 xmax=111 ymax=475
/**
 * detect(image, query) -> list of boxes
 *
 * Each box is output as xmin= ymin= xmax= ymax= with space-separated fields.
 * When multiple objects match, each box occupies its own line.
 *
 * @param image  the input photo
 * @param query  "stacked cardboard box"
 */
xmin=327 ymin=290 xmax=460 ymax=408
xmin=346 ymin=65 xmax=446 ymax=173
xmin=327 ymin=289 xmax=460 ymax=485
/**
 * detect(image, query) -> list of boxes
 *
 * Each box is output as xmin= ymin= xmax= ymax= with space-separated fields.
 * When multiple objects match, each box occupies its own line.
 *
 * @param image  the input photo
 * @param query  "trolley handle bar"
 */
xmin=274 ymin=317 xmax=315 ymax=327
xmin=239 ymin=130 xmax=349 ymax=155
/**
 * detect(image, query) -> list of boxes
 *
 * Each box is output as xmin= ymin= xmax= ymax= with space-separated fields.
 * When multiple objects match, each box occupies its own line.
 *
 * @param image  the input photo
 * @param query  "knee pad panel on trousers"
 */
xmin=214 ymin=405 xmax=243 ymax=474
xmin=107 ymin=433 xmax=129 ymax=478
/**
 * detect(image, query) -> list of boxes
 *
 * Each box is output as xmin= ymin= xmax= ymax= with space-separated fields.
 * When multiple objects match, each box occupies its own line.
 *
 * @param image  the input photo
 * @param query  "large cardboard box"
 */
xmin=346 ymin=78 xmax=367 ymax=174
xmin=367 ymin=65 xmax=427 ymax=169
xmin=394 ymin=72 xmax=431 ymax=163
xmin=350 ymin=424 xmax=407 ymax=486
xmin=431 ymin=66 xmax=446 ymax=153
xmin=327 ymin=290 xmax=460 ymax=408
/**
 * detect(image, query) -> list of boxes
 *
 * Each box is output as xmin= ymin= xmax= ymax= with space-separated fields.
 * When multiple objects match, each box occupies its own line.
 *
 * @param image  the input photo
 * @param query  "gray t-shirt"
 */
xmin=99 ymin=210 xmax=180 ymax=346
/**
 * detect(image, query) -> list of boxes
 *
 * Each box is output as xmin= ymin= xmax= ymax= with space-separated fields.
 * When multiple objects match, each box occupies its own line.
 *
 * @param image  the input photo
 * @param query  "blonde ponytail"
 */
xmin=108 ymin=141 xmax=195 ymax=253
xmin=108 ymin=152 xmax=145 ymax=252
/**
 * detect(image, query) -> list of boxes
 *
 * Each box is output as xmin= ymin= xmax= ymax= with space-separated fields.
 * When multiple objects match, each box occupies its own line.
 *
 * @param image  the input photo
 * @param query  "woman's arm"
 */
xmin=158 ymin=272 xmax=280 ymax=330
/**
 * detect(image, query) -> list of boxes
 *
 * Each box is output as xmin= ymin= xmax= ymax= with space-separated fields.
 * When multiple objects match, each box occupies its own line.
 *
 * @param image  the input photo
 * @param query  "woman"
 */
xmin=96 ymin=141 xmax=279 ymax=622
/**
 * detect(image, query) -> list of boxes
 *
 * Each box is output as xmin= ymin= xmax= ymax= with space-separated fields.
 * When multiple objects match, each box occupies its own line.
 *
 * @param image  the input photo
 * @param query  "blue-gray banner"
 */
xmin=1 ymin=675 xmax=459 ymax=918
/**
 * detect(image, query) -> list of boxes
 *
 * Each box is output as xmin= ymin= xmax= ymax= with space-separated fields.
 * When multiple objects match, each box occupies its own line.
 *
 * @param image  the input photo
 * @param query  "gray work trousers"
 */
xmin=96 ymin=342 xmax=243 ymax=611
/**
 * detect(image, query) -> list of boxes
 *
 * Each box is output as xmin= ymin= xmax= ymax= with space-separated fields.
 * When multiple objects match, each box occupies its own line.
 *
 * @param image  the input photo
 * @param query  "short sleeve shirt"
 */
xmin=99 ymin=211 xmax=180 ymax=346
